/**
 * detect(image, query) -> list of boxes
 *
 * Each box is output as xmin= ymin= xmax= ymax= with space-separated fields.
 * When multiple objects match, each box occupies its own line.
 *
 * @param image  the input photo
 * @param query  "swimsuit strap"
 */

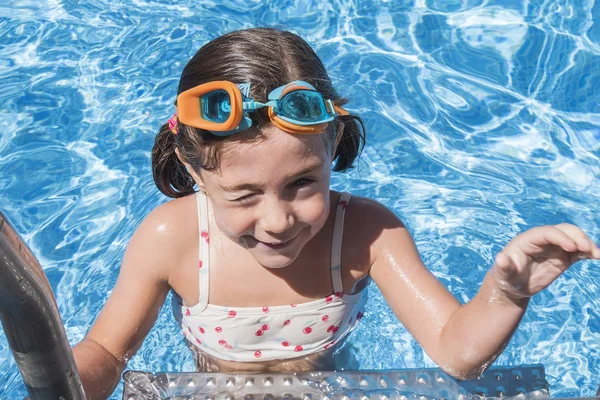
xmin=196 ymin=191 xmax=210 ymax=311
xmin=331 ymin=192 xmax=351 ymax=294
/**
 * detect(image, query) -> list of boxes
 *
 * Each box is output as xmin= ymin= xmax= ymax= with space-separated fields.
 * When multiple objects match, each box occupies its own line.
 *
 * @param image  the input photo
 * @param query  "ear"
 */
xmin=332 ymin=120 xmax=345 ymax=157
xmin=175 ymin=148 xmax=206 ymax=191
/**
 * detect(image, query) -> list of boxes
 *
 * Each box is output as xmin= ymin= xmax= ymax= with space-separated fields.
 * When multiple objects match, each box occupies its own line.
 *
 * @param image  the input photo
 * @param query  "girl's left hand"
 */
xmin=492 ymin=223 xmax=600 ymax=301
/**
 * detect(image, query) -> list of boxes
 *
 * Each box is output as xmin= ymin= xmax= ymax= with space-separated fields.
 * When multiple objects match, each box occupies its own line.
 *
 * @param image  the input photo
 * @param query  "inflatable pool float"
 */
xmin=1 ymin=210 xmax=599 ymax=400
xmin=122 ymin=365 xmax=549 ymax=399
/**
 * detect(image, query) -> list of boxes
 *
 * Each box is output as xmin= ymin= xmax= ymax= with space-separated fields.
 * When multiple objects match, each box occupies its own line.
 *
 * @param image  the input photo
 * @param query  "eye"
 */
xmin=233 ymin=193 xmax=256 ymax=203
xmin=292 ymin=178 xmax=314 ymax=188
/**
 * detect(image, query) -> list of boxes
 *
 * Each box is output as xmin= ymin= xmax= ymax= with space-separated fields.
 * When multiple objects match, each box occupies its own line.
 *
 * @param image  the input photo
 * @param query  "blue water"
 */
xmin=1 ymin=0 xmax=600 ymax=398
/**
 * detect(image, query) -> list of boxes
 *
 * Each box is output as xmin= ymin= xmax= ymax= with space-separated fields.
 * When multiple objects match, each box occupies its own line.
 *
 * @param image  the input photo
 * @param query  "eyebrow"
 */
xmin=220 ymin=161 xmax=324 ymax=192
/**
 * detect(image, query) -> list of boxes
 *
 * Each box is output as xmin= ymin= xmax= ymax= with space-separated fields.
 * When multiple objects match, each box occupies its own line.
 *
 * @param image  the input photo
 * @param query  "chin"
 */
xmin=251 ymin=250 xmax=299 ymax=269
xmin=240 ymin=227 xmax=314 ymax=269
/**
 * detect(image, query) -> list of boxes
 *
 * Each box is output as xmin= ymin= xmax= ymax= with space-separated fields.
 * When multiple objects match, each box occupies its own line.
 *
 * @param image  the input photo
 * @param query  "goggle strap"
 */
xmin=237 ymin=83 xmax=251 ymax=97
xmin=334 ymin=105 xmax=350 ymax=116
xmin=210 ymin=115 xmax=252 ymax=136
xmin=325 ymin=100 xmax=350 ymax=117
xmin=325 ymin=100 xmax=335 ymax=115
xmin=242 ymin=100 xmax=277 ymax=111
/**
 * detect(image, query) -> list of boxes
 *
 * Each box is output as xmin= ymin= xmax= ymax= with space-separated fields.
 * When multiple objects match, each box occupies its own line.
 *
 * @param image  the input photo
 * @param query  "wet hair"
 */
xmin=152 ymin=28 xmax=366 ymax=198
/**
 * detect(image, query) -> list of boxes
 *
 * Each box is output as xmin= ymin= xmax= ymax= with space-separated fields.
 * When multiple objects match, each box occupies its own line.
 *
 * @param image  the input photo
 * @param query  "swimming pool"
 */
xmin=1 ymin=0 xmax=599 ymax=398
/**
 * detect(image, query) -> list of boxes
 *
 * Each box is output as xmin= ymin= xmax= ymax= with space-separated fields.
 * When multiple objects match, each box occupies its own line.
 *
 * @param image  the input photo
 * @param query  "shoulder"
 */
xmin=342 ymin=194 xmax=410 ymax=266
xmin=136 ymin=193 xmax=197 ymax=236
xmin=344 ymin=193 xmax=406 ymax=237
xmin=124 ymin=194 xmax=198 ymax=280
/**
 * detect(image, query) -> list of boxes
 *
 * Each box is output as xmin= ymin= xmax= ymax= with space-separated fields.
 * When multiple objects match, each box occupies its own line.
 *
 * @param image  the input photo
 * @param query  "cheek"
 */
xmin=297 ymin=191 xmax=330 ymax=227
xmin=213 ymin=207 xmax=254 ymax=238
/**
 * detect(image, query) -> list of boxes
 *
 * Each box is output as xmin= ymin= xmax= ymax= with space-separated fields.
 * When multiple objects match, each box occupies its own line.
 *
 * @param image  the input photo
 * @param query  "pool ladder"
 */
xmin=0 ymin=210 xmax=85 ymax=399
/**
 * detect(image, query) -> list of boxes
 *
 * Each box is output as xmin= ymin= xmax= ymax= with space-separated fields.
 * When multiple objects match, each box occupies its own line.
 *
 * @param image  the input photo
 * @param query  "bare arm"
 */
xmin=72 ymin=338 xmax=126 ymax=400
xmin=370 ymin=225 xmax=526 ymax=378
xmin=365 ymin=200 xmax=599 ymax=379
xmin=72 ymin=205 xmax=177 ymax=399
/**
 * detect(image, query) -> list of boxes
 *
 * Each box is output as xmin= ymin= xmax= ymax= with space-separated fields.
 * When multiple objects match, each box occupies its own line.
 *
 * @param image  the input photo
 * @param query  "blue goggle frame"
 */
xmin=199 ymin=81 xmax=347 ymax=136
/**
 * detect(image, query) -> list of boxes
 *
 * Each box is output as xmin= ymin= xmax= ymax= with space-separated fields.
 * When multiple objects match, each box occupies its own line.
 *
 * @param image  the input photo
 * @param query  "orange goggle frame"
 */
xmin=176 ymin=81 xmax=349 ymax=135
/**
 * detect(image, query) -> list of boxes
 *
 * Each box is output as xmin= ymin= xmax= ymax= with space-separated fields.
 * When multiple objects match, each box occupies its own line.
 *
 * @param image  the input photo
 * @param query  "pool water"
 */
xmin=1 ymin=0 xmax=599 ymax=398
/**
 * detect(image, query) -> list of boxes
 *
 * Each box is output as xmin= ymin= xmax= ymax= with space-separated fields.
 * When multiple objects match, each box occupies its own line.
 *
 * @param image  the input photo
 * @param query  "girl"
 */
xmin=71 ymin=28 xmax=600 ymax=400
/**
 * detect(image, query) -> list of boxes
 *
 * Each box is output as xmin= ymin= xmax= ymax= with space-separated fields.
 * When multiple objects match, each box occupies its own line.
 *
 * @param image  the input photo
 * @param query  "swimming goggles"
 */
xmin=175 ymin=80 xmax=349 ymax=136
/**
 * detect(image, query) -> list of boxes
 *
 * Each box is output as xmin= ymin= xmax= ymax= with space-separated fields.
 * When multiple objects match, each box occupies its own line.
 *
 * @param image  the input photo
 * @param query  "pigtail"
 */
xmin=151 ymin=123 xmax=196 ymax=198
xmin=332 ymin=114 xmax=366 ymax=172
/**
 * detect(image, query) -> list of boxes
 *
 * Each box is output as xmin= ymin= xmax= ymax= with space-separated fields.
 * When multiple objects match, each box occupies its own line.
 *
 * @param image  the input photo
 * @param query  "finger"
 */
xmin=494 ymin=251 xmax=512 ymax=272
xmin=525 ymin=226 xmax=578 ymax=253
xmin=583 ymin=240 xmax=600 ymax=259
xmin=493 ymin=252 xmax=516 ymax=284
xmin=571 ymin=251 xmax=592 ymax=262
xmin=494 ymin=250 xmax=528 ymax=278
xmin=586 ymin=239 xmax=600 ymax=259
xmin=554 ymin=224 xmax=597 ymax=255
xmin=594 ymin=242 xmax=600 ymax=259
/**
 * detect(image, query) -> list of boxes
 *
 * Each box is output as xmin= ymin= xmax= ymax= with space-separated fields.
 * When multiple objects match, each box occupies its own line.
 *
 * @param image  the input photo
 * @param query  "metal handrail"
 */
xmin=0 ymin=210 xmax=85 ymax=400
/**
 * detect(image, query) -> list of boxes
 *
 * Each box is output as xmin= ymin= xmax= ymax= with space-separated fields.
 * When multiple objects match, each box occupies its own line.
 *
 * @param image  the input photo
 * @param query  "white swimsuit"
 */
xmin=172 ymin=192 xmax=367 ymax=362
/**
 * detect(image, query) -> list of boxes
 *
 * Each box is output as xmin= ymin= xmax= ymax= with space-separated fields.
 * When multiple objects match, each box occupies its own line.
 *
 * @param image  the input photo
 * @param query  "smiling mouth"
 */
xmin=256 ymin=235 xmax=298 ymax=249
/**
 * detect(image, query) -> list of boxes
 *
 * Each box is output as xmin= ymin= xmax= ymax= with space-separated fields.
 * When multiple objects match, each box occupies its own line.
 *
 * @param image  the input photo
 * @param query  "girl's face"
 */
xmin=200 ymin=125 xmax=334 ymax=269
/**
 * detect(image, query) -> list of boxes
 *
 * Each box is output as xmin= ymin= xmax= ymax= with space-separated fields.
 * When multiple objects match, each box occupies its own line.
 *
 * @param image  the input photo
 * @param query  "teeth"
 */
xmin=264 ymin=240 xmax=287 ymax=245
xmin=257 ymin=236 xmax=296 ymax=246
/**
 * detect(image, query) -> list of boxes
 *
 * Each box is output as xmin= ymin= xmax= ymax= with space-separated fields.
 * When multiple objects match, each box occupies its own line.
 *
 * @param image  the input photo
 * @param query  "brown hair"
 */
xmin=152 ymin=28 xmax=366 ymax=198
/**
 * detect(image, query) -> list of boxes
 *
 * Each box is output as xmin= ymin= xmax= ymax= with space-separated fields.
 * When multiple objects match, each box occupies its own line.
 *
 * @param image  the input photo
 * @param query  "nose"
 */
xmin=258 ymin=197 xmax=295 ymax=235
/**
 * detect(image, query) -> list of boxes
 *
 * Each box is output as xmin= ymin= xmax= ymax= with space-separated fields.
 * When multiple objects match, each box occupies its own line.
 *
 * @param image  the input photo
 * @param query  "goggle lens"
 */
xmin=201 ymin=89 xmax=231 ymax=123
xmin=279 ymin=90 xmax=328 ymax=122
